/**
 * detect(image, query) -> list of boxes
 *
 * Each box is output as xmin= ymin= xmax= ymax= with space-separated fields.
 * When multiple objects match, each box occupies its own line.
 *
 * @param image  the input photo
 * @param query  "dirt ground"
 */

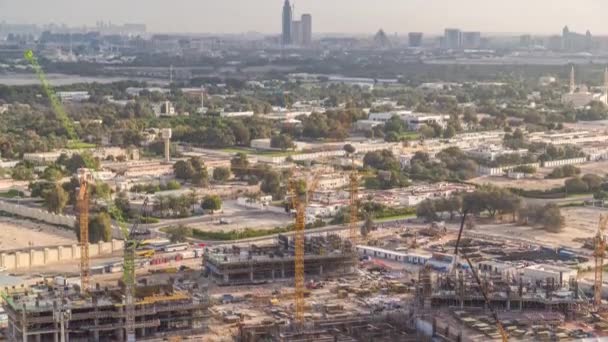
xmin=470 ymin=175 xmax=565 ymax=191
xmin=0 ymin=217 xmax=76 ymax=251
xmin=578 ymin=160 xmax=608 ymax=177
xmin=471 ymin=206 xmax=603 ymax=249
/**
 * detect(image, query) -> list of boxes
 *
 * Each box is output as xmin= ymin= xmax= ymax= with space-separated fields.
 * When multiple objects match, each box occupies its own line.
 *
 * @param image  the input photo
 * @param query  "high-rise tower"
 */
xmin=282 ymin=0 xmax=292 ymax=45
xmin=301 ymin=14 xmax=312 ymax=45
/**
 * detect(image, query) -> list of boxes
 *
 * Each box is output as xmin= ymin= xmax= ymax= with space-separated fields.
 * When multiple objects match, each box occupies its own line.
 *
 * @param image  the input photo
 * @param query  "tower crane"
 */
xmin=348 ymin=153 xmax=359 ymax=251
xmin=77 ymin=169 xmax=92 ymax=292
xmin=594 ymin=214 xmax=608 ymax=308
xmin=24 ymin=49 xmax=141 ymax=340
xmin=289 ymin=171 xmax=322 ymax=326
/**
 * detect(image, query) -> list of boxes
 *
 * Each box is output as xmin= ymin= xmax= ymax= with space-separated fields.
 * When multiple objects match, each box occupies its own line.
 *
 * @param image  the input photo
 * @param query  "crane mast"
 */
xmin=77 ymin=170 xmax=91 ymax=292
xmin=595 ymin=214 xmax=608 ymax=307
xmin=348 ymin=155 xmax=359 ymax=251
xmin=289 ymin=172 xmax=322 ymax=326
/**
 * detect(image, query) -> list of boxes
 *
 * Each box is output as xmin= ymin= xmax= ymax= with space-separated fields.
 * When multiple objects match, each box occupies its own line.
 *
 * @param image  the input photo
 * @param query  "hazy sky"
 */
xmin=1 ymin=0 xmax=606 ymax=35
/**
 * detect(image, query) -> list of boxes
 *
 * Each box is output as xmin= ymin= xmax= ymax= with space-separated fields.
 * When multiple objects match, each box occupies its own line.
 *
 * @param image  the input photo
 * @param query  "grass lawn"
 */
xmin=67 ymin=140 xmax=97 ymax=149
xmin=401 ymin=132 xmax=421 ymax=140
xmin=375 ymin=214 xmax=416 ymax=223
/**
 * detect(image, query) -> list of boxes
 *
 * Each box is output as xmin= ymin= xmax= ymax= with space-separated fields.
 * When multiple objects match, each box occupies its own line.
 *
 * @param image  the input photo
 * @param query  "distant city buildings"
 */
xmin=408 ymin=32 xmax=423 ymax=47
xmin=291 ymin=20 xmax=302 ymax=45
xmin=280 ymin=1 xmax=312 ymax=47
xmin=462 ymin=31 xmax=481 ymax=49
xmin=441 ymin=29 xmax=481 ymax=50
xmin=443 ymin=28 xmax=462 ymax=49
xmin=281 ymin=0 xmax=292 ymax=45
xmin=301 ymin=14 xmax=312 ymax=45
xmin=562 ymin=26 xmax=593 ymax=51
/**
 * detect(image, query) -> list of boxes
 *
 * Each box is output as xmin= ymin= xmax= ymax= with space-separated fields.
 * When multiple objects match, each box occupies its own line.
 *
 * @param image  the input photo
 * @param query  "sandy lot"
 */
xmin=0 ymin=217 xmax=76 ymax=251
xmin=472 ymin=206 xmax=602 ymax=249
xmin=578 ymin=160 xmax=608 ymax=177
xmin=470 ymin=175 xmax=565 ymax=191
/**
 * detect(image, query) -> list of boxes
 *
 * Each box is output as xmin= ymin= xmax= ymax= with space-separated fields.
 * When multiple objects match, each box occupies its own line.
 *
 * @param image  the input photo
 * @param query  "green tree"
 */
xmin=166 ymin=225 xmax=193 ymax=243
xmin=114 ymin=191 xmax=131 ymax=218
xmin=165 ymin=180 xmax=181 ymax=190
xmin=192 ymin=168 xmax=209 ymax=187
xmin=565 ymin=177 xmax=589 ymax=194
xmin=443 ymin=125 xmax=456 ymax=139
xmin=417 ymin=199 xmax=438 ymax=222
xmin=11 ymin=165 xmax=34 ymax=181
xmin=270 ymin=134 xmax=295 ymax=150
xmin=582 ymin=174 xmax=603 ymax=191
xmin=88 ymin=212 xmax=113 ymax=243
xmin=261 ymin=171 xmax=283 ymax=199
xmin=343 ymin=144 xmax=356 ymax=155
xmin=43 ymin=184 xmax=69 ymax=214
xmin=231 ymin=152 xmax=250 ymax=179
xmin=173 ymin=160 xmax=195 ymax=180
xmin=63 ymin=152 xmax=99 ymax=173
xmin=43 ymin=165 xmax=64 ymax=182
xmin=541 ymin=204 xmax=565 ymax=233
xmin=213 ymin=167 xmax=231 ymax=183
xmin=201 ymin=195 xmax=222 ymax=213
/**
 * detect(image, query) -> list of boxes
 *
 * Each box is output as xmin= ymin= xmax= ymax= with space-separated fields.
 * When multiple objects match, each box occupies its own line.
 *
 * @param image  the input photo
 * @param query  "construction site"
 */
xmin=204 ymin=234 xmax=356 ymax=285
xmin=2 ymin=277 xmax=208 ymax=342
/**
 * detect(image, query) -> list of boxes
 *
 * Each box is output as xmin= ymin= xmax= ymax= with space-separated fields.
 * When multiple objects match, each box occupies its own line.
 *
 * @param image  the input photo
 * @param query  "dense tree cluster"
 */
xmin=406 ymin=148 xmax=478 ymax=182
xmin=173 ymin=157 xmax=209 ymax=187
xmin=519 ymin=204 xmax=565 ymax=233
xmin=546 ymin=165 xmax=581 ymax=179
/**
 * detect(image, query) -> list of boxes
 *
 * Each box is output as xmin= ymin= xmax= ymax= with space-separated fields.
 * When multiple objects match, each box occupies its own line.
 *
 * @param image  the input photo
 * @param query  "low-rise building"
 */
xmin=355 ymin=119 xmax=384 ymax=131
xmin=220 ymin=111 xmax=254 ymax=118
xmin=153 ymin=101 xmax=176 ymax=117
xmin=57 ymin=91 xmax=90 ymax=102
xmin=356 ymin=245 xmax=432 ymax=265
xmin=521 ymin=264 xmax=577 ymax=286
xmin=466 ymin=145 xmax=529 ymax=162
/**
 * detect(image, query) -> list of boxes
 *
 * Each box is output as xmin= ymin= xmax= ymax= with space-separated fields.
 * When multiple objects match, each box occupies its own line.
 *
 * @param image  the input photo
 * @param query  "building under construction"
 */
xmin=238 ymin=312 xmax=419 ymax=342
xmin=204 ymin=234 xmax=356 ymax=285
xmin=2 ymin=279 xmax=209 ymax=342
xmin=417 ymin=268 xmax=588 ymax=320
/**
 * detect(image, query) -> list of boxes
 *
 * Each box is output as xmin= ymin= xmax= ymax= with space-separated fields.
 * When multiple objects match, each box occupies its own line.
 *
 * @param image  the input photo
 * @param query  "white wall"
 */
xmin=0 ymin=201 xmax=76 ymax=227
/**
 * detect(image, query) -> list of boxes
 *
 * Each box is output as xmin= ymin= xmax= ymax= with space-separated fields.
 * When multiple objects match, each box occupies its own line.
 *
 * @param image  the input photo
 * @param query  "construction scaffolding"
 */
xmin=204 ymin=234 xmax=356 ymax=286
xmin=238 ymin=313 xmax=419 ymax=342
xmin=2 ymin=280 xmax=209 ymax=342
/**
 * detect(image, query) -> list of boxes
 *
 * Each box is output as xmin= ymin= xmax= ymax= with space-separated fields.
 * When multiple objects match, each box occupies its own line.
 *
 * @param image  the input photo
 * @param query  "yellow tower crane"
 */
xmin=348 ymin=154 xmax=359 ymax=251
xmin=77 ymin=169 xmax=92 ymax=291
xmin=595 ymin=214 xmax=608 ymax=308
xmin=289 ymin=171 xmax=322 ymax=325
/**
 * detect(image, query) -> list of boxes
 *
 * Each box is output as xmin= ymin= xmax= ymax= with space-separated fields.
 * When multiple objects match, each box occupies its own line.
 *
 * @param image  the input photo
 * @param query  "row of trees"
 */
xmin=416 ymin=186 xmax=565 ymax=232
xmin=151 ymin=192 xmax=222 ymax=218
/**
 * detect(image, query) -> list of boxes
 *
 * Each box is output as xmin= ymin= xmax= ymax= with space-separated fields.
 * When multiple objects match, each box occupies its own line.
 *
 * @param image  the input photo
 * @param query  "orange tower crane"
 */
xmin=348 ymin=154 xmax=359 ymax=251
xmin=77 ymin=169 xmax=92 ymax=292
xmin=594 ymin=214 xmax=608 ymax=307
xmin=289 ymin=171 xmax=322 ymax=325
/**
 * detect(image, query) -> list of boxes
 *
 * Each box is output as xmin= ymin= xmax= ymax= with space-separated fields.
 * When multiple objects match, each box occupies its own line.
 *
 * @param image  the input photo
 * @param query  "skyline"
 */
xmin=0 ymin=0 xmax=607 ymax=35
